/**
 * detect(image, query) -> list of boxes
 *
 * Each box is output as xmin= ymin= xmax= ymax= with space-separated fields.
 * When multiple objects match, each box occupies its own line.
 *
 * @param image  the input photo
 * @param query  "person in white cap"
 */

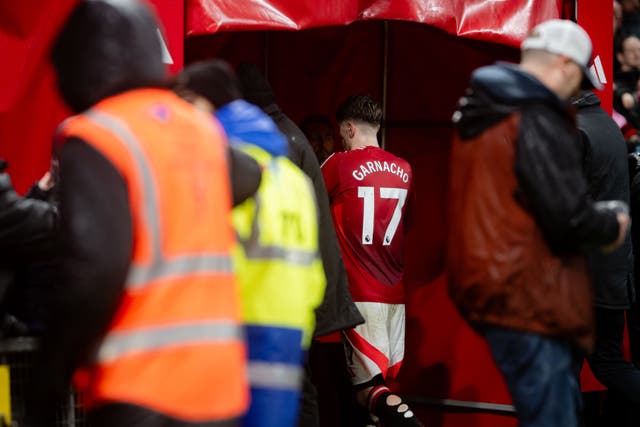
xmin=446 ymin=19 xmax=629 ymax=427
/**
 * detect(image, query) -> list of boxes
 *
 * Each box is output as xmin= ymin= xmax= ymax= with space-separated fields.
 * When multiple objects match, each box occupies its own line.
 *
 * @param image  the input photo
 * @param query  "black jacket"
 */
xmin=457 ymin=63 xmax=619 ymax=254
xmin=574 ymin=91 xmax=634 ymax=309
xmin=6 ymin=181 xmax=62 ymax=333
xmin=264 ymin=103 xmax=365 ymax=336
xmin=628 ymin=151 xmax=640 ymax=301
xmin=0 ymin=173 xmax=58 ymax=259
xmin=0 ymin=172 xmax=59 ymax=320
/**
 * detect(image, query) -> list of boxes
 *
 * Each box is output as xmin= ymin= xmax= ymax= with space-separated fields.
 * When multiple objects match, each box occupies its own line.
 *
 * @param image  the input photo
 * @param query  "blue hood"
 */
xmin=471 ymin=62 xmax=561 ymax=106
xmin=215 ymin=99 xmax=288 ymax=157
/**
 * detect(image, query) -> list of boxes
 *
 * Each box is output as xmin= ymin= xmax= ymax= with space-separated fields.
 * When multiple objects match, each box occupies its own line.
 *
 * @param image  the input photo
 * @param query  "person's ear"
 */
xmin=617 ymin=51 xmax=625 ymax=66
xmin=560 ymin=57 xmax=575 ymax=78
xmin=348 ymin=122 xmax=355 ymax=139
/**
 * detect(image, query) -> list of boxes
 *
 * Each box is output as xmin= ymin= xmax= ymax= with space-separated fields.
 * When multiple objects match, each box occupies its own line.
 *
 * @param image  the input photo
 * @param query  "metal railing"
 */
xmin=0 ymin=337 xmax=87 ymax=427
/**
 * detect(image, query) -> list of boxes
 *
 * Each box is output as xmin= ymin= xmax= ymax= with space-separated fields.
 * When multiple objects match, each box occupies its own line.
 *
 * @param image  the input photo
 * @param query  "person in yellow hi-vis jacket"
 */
xmin=171 ymin=60 xmax=326 ymax=427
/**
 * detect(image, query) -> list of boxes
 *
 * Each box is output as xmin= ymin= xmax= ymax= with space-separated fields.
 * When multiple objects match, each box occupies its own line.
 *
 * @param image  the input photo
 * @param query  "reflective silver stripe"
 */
xmin=85 ymin=110 xmax=163 ymax=262
xmin=248 ymin=361 xmax=303 ymax=390
xmin=126 ymin=254 xmax=233 ymax=289
xmin=239 ymin=193 xmax=318 ymax=266
xmin=242 ymin=243 xmax=317 ymax=266
xmin=97 ymin=321 xmax=243 ymax=363
xmin=84 ymin=109 xmax=232 ymax=289
xmin=404 ymin=396 xmax=516 ymax=414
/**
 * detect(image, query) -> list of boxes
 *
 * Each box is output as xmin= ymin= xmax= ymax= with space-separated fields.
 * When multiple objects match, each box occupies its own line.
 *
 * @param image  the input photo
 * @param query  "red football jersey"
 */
xmin=322 ymin=146 xmax=413 ymax=303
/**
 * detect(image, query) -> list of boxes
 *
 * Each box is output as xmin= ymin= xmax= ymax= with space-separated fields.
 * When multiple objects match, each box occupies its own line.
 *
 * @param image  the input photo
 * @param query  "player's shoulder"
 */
xmin=378 ymin=147 xmax=404 ymax=160
xmin=320 ymin=150 xmax=348 ymax=169
xmin=320 ymin=152 xmax=336 ymax=168
xmin=377 ymin=148 xmax=410 ymax=169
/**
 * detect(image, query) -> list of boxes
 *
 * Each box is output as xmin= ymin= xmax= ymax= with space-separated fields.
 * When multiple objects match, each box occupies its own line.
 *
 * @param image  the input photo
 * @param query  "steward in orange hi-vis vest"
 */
xmin=57 ymin=87 xmax=249 ymax=424
xmin=32 ymin=2 xmax=255 ymax=426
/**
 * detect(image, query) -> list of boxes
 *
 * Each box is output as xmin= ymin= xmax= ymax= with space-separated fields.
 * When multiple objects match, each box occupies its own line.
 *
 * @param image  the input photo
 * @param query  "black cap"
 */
xmin=236 ymin=63 xmax=276 ymax=108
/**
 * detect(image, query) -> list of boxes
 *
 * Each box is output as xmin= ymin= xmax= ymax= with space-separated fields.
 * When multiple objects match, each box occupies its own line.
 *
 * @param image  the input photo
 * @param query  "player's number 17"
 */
xmin=357 ymin=186 xmax=407 ymax=246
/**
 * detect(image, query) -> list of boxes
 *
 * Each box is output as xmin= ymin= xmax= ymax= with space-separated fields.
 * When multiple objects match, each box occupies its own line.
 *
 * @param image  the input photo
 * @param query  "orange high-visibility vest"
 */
xmin=57 ymin=88 xmax=248 ymax=423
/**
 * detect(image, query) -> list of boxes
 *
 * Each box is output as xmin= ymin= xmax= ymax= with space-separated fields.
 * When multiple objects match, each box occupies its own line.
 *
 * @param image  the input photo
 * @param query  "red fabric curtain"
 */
xmin=187 ymin=0 xmax=562 ymax=47
xmin=186 ymin=23 xmax=521 ymax=418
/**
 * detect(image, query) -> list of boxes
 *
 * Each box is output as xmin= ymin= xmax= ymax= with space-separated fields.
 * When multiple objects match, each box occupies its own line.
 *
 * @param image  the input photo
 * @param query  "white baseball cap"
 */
xmin=521 ymin=19 xmax=601 ymax=90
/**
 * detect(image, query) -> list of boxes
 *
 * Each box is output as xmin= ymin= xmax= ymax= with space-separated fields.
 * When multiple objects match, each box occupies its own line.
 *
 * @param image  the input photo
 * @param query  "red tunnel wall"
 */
xmin=0 ymin=0 xmax=76 ymax=194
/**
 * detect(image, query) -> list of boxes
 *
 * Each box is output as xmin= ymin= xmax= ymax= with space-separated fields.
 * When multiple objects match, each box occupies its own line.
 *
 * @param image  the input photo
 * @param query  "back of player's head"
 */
xmin=336 ymin=95 xmax=382 ymax=127
xmin=171 ymin=60 xmax=242 ymax=109
xmin=51 ymin=0 xmax=165 ymax=113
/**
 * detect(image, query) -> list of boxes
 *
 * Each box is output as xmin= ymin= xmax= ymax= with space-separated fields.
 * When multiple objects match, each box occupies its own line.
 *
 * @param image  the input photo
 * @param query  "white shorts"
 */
xmin=342 ymin=302 xmax=405 ymax=386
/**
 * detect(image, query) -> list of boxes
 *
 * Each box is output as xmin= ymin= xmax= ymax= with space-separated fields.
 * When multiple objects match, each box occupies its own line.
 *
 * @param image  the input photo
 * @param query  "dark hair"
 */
xmin=171 ymin=60 xmax=242 ymax=108
xmin=617 ymin=32 xmax=640 ymax=54
xmin=336 ymin=94 xmax=382 ymax=126
xmin=300 ymin=115 xmax=332 ymax=132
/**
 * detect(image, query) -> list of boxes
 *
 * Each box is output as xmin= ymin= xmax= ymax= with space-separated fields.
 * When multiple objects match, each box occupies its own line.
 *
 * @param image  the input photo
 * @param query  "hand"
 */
xmin=601 ymin=212 xmax=630 ymax=253
xmin=37 ymin=171 xmax=55 ymax=191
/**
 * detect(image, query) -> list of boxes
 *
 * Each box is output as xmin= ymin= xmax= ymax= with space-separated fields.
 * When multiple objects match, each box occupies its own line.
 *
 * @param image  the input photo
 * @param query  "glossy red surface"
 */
xmin=187 ymin=0 xmax=562 ymax=47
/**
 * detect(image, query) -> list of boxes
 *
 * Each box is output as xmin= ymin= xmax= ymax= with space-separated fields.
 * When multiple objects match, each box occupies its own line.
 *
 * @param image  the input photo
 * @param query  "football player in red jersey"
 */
xmin=322 ymin=95 xmax=421 ymax=427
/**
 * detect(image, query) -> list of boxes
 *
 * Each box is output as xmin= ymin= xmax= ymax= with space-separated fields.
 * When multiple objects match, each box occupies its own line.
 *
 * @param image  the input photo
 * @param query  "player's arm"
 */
xmin=227 ymin=146 xmax=261 ymax=206
xmin=514 ymin=105 xmax=619 ymax=252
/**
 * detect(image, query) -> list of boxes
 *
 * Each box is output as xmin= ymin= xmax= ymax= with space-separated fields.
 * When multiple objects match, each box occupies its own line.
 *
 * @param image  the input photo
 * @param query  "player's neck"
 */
xmin=348 ymin=136 xmax=379 ymax=151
